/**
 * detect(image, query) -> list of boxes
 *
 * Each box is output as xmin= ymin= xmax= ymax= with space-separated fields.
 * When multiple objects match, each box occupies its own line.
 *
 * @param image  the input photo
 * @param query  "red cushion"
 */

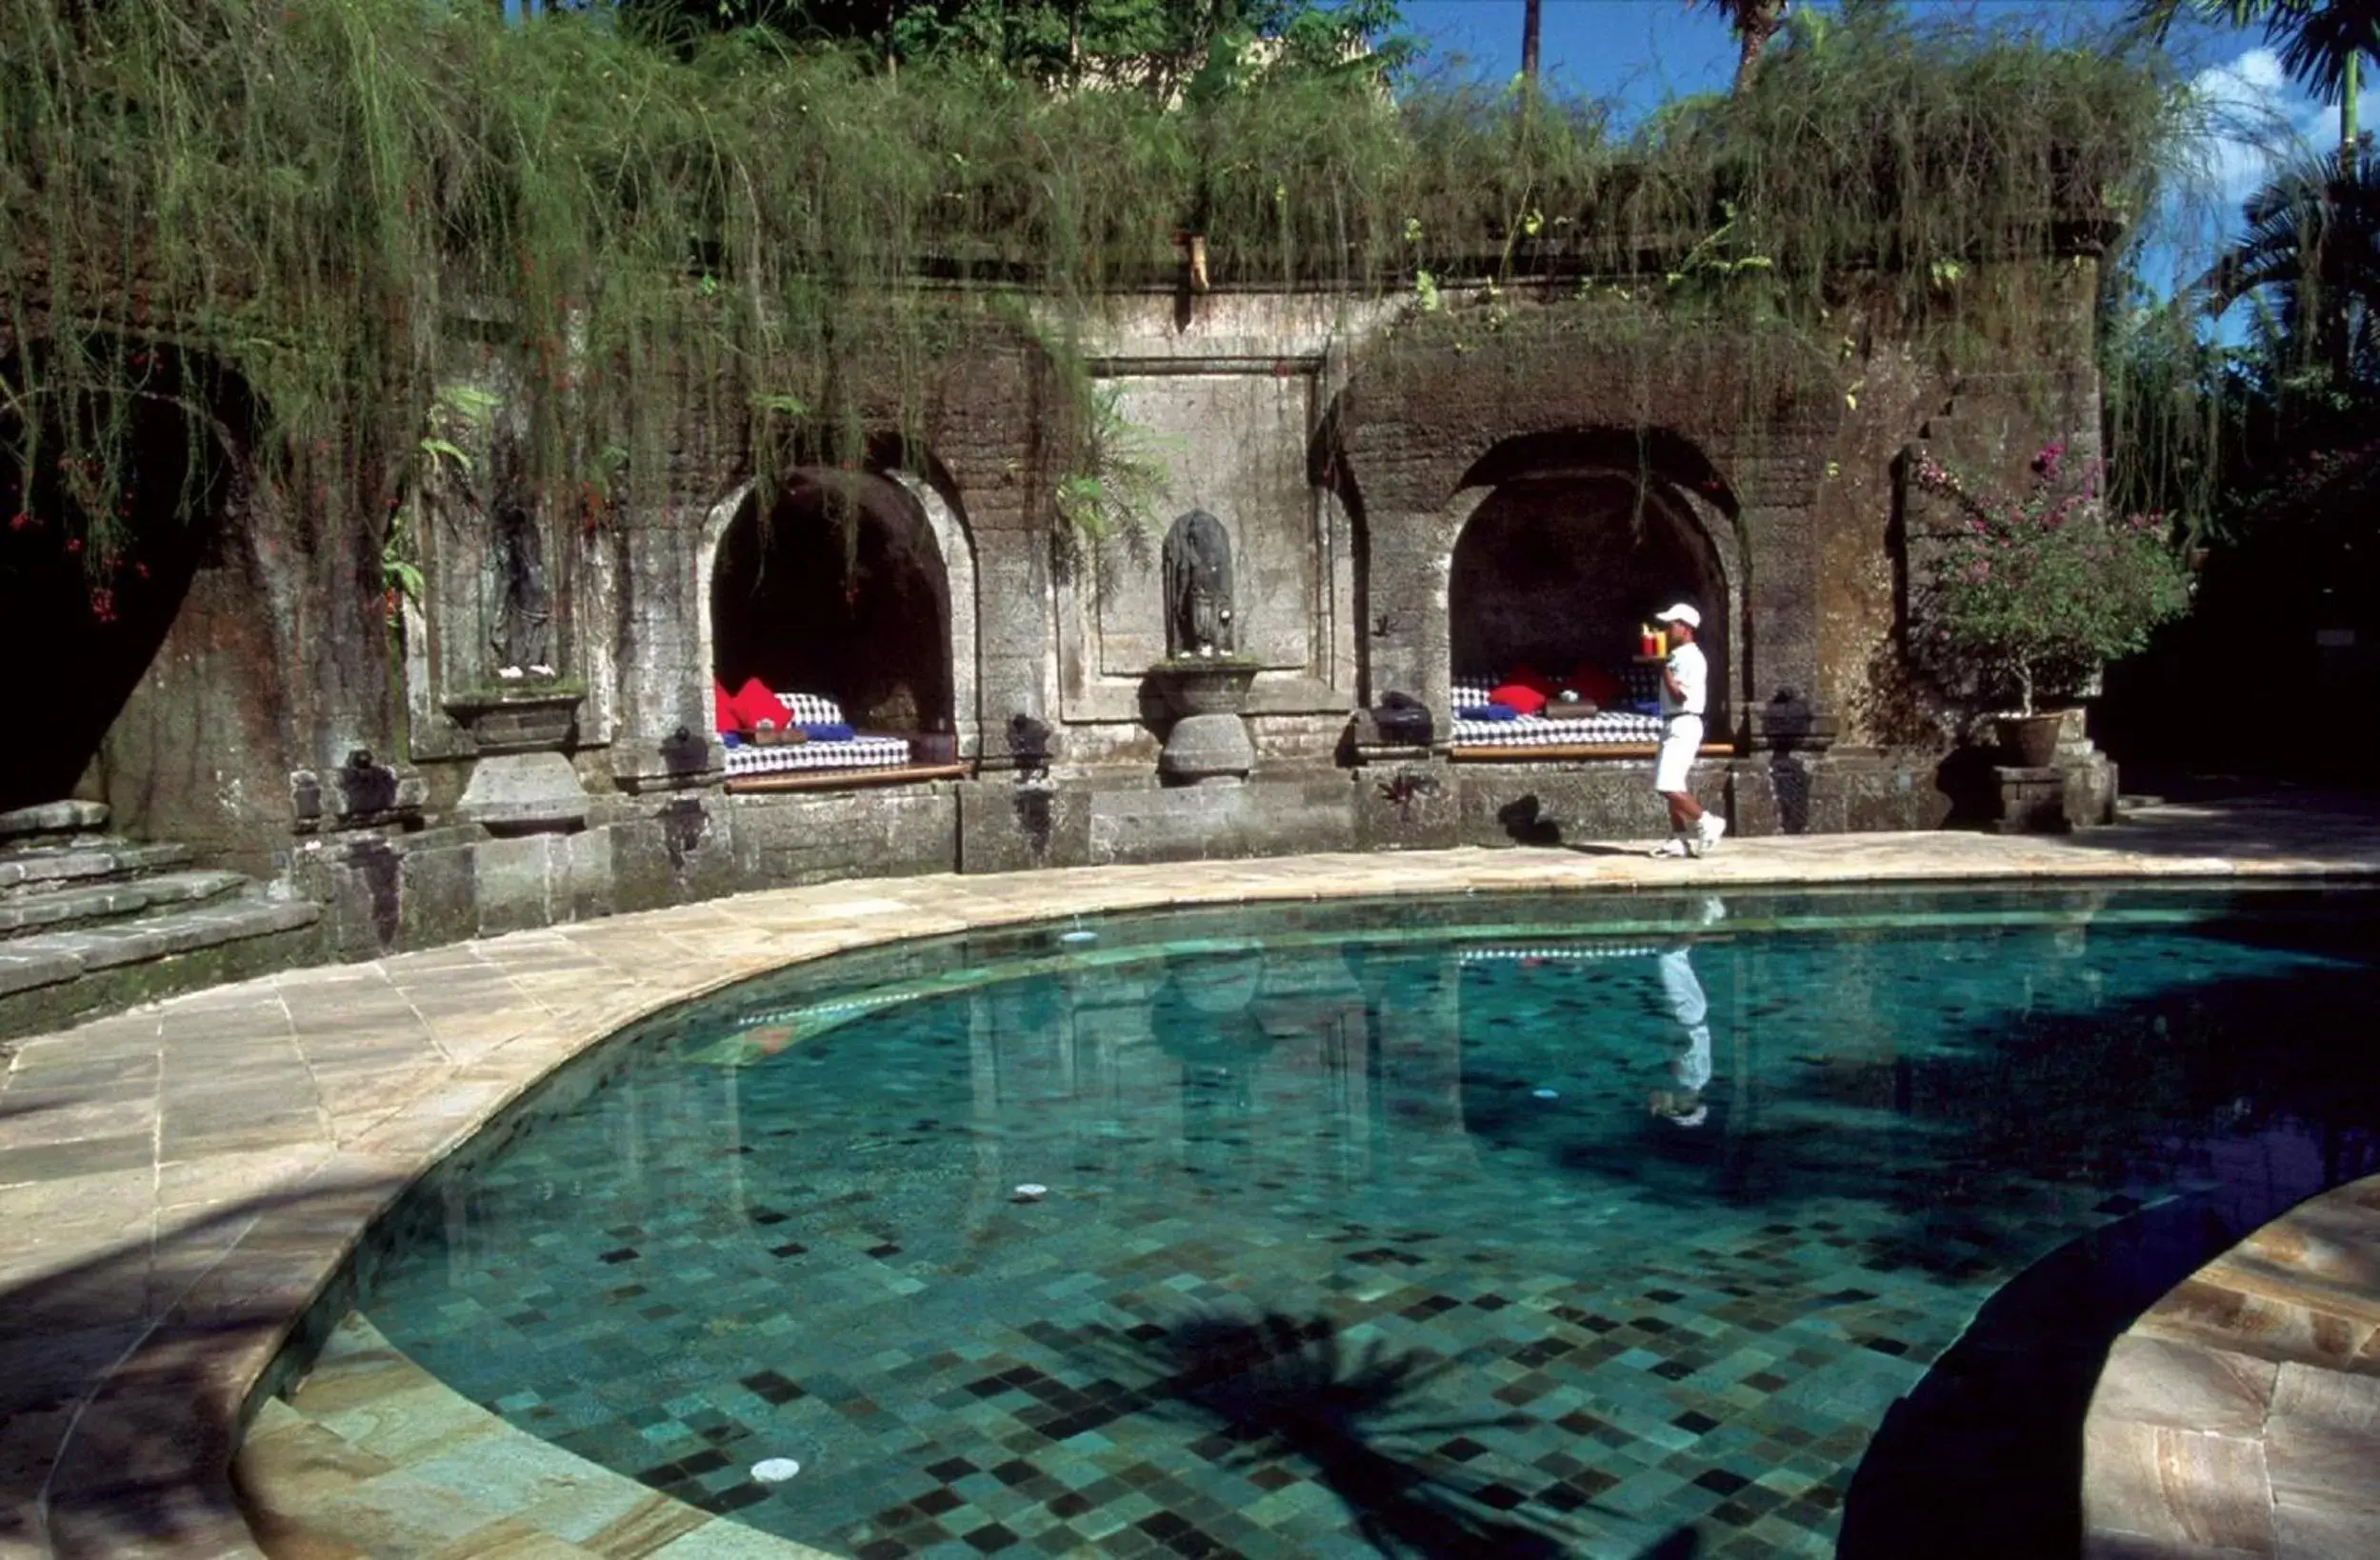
xmin=713 ymin=681 xmax=741 ymax=734
xmin=1489 ymin=681 xmax=1549 ymax=716
xmin=1568 ymin=665 xmax=1622 ymax=705
xmin=729 ymin=678 xmax=786 ymax=731
xmin=1508 ymin=664 xmax=1558 ymax=697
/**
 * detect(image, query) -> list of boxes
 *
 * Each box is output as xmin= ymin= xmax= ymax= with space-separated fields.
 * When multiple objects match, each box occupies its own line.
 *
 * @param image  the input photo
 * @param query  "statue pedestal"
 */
xmin=1145 ymin=660 xmax=1257 ymax=786
xmin=445 ymin=683 xmax=589 ymax=834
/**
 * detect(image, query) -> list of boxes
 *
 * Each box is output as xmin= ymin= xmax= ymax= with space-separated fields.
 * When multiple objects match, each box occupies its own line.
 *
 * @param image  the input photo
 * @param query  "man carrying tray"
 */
xmin=1647 ymin=603 xmax=1727 ymax=858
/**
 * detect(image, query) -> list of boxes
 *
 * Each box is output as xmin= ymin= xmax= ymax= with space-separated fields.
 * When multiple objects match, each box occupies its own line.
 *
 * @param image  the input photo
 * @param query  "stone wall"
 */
xmin=20 ymin=266 xmax=2101 ymax=956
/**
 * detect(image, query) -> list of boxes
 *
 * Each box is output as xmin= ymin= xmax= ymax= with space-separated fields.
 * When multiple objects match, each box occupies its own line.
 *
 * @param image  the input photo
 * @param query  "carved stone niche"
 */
xmin=402 ymin=370 xmax=615 ymax=765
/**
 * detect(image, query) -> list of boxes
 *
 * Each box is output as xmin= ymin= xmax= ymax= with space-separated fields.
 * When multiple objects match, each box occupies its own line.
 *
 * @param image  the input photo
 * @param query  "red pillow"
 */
xmin=1568 ymin=665 xmax=1622 ymax=705
xmin=713 ymin=681 xmax=741 ymax=734
xmin=729 ymin=678 xmax=787 ymax=731
xmin=1508 ymin=663 xmax=1558 ymax=697
xmin=1489 ymin=681 xmax=1549 ymax=716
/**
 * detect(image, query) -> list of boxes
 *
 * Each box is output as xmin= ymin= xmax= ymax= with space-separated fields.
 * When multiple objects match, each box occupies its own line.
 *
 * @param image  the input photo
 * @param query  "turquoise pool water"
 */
xmin=359 ymin=885 xmax=2380 ymax=1559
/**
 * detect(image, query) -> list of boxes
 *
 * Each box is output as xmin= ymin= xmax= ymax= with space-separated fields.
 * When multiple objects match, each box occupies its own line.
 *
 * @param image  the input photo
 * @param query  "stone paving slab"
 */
xmin=3 ymin=803 xmax=2379 ymax=1559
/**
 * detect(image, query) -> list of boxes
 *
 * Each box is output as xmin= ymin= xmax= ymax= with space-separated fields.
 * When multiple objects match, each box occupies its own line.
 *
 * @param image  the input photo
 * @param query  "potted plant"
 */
xmin=1910 ymin=442 xmax=2193 ymax=767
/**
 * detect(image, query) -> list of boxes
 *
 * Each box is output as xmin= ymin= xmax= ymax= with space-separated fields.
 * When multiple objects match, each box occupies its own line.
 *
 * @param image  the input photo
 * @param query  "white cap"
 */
xmin=1653 ymin=603 xmax=1701 ymax=629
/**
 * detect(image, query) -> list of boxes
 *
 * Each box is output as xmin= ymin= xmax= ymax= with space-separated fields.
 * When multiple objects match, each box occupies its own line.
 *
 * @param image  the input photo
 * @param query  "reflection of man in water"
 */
xmin=1650 ymin=898 xmax=1722 ymax=1127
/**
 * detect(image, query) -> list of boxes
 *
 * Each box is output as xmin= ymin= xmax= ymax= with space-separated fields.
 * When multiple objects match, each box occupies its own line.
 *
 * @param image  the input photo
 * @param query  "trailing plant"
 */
xmin=1911 ymin=441 xmax=2196 ymax=714
xmin=1053 ymin=381 xmax=1171 ymax=549
xmin=1 ymin=0 xmax=2196 ymax=573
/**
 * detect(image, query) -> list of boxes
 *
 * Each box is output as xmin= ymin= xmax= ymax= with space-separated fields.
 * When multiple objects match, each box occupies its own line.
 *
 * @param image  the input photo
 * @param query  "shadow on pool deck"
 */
xmin=0 ymin=1175 xmax=405 ymax=1559
xmin=2074 ymin=786 xmax=2380 ymax=862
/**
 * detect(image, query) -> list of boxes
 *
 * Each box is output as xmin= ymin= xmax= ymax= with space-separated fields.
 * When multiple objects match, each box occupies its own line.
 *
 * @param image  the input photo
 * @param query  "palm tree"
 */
xmin=1690 ymin=0 xmax=1789 ymax=92
xmin=1522 ymin=0 xmax=1541 ymax=81
xmin=2130 ymin=1 xmax=2380 ymax=152
xmin=2208 ymin=139 xmax=2380 ymax=384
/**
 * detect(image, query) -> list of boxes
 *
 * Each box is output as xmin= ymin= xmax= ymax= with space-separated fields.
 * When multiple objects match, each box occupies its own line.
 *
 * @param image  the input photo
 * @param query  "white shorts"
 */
xmin=1653 ymin=715 xmax=1703 ymax=793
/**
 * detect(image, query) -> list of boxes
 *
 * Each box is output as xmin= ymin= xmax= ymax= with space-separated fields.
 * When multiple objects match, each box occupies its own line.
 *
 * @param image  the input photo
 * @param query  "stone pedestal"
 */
xmin=1989 ymin=766 xmax=2071 ymax=834
xmin=1145 ymin=660 xmax=1258 ymax=787
xmin=1985 ymin=708 xmax=2119 ymax=833
xmin=1159 ymin=713 xmax=1257 ymax=786
xmin=455 ymin=751 xmax=589 ymax=834
xmin=445 ymin=685 xmax=590 ymax=834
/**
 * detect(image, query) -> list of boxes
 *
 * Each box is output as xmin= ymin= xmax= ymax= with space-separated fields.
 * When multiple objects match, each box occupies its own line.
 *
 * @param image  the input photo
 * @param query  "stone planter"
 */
xmin=1145 ymin=660 xmax=1258 ymax=786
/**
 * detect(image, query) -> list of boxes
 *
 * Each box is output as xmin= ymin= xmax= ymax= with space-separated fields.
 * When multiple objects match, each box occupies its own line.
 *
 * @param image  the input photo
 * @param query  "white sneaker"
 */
xmin=1696 ymin=814 xmax=1729 ymax=852
xmin=1650 ymin=836 xmax=1690 ymax=858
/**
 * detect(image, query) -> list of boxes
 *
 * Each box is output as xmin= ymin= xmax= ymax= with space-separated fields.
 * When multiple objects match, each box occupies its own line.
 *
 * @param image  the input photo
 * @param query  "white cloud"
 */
xmin=2188 ymin=46 xmax=2334 ymax=202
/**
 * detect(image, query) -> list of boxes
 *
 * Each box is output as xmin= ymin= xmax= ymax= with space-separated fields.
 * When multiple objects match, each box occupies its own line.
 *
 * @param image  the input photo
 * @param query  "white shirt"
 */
xmin=1661 ymin=641 xmax=1708 ymax=718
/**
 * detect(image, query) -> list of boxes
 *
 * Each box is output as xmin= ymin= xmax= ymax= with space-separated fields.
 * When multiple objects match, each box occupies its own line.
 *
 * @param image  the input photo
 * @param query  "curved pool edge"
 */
xmin=2082 ymin=1175 xmax=2380 ymax=1558
xmin=5 ymin=822 xmax=2379 ymax=1558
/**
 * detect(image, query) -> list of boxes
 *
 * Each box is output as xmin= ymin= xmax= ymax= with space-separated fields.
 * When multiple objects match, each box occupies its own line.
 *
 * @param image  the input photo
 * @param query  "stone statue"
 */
xmin=1162 ymin=509 xmax=1235 ymax=659
xmin=489 ymin=495 xmax=554 ymax=679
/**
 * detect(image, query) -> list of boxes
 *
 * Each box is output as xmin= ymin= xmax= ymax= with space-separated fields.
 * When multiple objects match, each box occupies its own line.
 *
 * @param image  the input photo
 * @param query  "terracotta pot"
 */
xmin=1995 ymin=710 xmax=2068 ymax=768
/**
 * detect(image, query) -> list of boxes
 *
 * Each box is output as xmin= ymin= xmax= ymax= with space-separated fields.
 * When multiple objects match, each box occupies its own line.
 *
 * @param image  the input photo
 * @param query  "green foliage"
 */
xmin=2208 ymin=141 xmax=2380 ymax=386
xmin=1911 ymin=442 xmax=2196 ymax=712
xmin=1 ymin=0 xmax=2184 ymax=560
xmin=1051 ymin=380 xmax=1170 ymax=546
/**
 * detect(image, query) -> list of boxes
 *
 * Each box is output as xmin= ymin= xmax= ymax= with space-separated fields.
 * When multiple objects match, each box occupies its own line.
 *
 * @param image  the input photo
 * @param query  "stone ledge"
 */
xmin=0 ymin=841 xmax=192 ymax=893
xmin=2084 ymin=1175 xmax=2380 ymax=1560
xmin=0 ymin=801 xmax=110 ymax=842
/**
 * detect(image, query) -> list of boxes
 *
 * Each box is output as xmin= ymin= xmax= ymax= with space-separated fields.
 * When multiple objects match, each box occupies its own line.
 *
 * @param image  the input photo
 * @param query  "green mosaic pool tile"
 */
xmin=358 ymin=889 xmax=2380 ymax=1557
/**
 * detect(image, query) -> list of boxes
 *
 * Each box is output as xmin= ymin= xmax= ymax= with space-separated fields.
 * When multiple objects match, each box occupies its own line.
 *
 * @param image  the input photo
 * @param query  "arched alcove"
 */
xmin=1447 ymin=429 xmax=1740 ymax=732
xmin=0 ymin=343 xmax=247 ymax=810
xmin=707 ymin=468 xmax=958 ymax=741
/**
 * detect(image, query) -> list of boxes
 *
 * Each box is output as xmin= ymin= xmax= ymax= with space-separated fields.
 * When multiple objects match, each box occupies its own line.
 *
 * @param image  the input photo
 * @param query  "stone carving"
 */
xmin=1162 ymin=509 xmax=1235 ymax=659
xmin=490 ymin=494 xmax=554 ymax=680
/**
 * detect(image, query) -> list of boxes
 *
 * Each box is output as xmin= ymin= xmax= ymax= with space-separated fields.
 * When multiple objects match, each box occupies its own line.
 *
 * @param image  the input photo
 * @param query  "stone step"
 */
xmin=0 ymin=839 xmax=192 ymax=896
xmin=0 ymin=799 xmax=110 ymax=842
xmin=0 ymin=895 xmax=325 ymax=1041
xmin=0 ymin=869 xmax=248 ymax=940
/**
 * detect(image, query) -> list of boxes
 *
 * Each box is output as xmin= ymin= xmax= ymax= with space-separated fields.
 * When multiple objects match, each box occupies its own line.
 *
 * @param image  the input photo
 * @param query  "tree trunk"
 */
xmin=1521 ymin=0 xmax=1541 ymax=82
xmin=1730 ymin=0 xmax=1783 ymax=94
xmin=2344 ymin=51 xmax=2360 ymax=153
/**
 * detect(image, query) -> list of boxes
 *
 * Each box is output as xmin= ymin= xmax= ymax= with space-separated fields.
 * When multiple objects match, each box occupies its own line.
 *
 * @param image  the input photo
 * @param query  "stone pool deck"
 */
xmin=3 ymin=794 xmax=2379 ymax=1560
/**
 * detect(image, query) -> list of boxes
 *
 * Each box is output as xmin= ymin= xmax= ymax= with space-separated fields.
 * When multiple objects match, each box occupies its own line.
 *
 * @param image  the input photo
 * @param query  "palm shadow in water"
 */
xmin=1080 ymin=1310 xmax=1696 ymax=1559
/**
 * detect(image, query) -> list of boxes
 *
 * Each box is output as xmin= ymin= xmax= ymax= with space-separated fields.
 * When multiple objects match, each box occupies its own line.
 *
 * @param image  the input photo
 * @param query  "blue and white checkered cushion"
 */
xmin=777 ymin=692 xmax=846 ymax=727
xmin=723 ymin=733 xmax=913 ymax=776
xmin=1450 ymin=711 xmax=1663 ymax=747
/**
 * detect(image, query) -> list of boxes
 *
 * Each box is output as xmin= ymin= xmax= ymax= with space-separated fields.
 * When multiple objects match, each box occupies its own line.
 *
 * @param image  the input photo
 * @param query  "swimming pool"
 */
xmin=353 ymin=884 xmax=2380 ymax=1558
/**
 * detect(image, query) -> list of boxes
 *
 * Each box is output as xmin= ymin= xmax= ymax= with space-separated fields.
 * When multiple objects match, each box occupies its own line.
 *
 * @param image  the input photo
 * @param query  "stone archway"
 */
xmin=699 ymin=460 xmax=976 ymax=752
xmin=1445 ymin=429 xmax=1743 ymax=733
